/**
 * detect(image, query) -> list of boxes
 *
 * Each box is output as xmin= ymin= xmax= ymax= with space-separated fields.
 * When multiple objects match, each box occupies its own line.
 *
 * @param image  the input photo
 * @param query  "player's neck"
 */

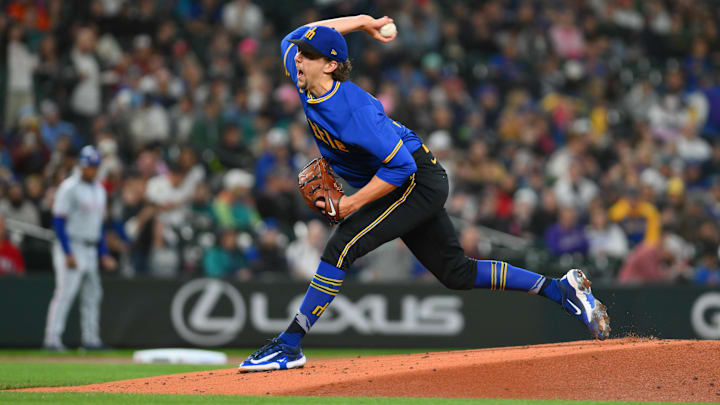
xmin=308 ymin=76 xmax=335 ymax=98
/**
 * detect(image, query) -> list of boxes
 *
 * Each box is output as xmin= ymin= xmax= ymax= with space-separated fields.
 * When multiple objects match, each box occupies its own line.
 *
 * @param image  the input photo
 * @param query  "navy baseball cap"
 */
xmin=79 ymin=145 xmax=101 ymax=167
xmin=290 ymin=26 xmax=348 ymax=62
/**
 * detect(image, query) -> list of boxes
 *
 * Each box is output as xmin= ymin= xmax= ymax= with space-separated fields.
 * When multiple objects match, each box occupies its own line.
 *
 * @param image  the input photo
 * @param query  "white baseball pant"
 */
xmin=44 ymin=241 xmax=103 ymax=347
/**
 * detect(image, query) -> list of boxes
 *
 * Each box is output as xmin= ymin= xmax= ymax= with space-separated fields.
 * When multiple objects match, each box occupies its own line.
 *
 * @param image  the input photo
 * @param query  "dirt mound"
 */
xmin=23 ymin=338 xmax=720 ymax=402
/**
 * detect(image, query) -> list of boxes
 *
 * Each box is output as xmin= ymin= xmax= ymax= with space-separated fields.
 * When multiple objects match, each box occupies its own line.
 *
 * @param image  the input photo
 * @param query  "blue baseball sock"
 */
xmin=474 ymin=260 xmax=559 ymax=302
xmin=279 ymin=260 xmax=345 ymax=347
xmin=539 ymin=279 xmax=562 ymax=304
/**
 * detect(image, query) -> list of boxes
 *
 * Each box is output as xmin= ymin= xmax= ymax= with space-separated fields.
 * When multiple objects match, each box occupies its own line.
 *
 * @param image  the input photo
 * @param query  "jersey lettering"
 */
xmin=308 ymin=119 xmax=349 ymax=153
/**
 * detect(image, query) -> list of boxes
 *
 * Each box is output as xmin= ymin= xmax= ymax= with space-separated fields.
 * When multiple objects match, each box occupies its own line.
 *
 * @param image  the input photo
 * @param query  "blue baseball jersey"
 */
xmin=281 ymin=26 xmax=421 ymax=188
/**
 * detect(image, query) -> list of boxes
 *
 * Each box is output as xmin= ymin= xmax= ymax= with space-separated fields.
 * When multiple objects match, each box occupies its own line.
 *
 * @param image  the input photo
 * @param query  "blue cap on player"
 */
xmin=78 ymin=145 xmax=101 ymax=167
xmin=290 ymin=26 xmax=348 ymax=63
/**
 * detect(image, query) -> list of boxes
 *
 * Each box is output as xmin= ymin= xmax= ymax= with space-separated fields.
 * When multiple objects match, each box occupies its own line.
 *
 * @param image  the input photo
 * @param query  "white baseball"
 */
xmin=380 ymin=23 xmax=397 ymax=38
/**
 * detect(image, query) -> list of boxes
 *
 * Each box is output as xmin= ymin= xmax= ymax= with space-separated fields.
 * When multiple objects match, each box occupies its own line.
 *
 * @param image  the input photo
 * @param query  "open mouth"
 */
xmin=297 ymin=68 xmax=304 ymax=80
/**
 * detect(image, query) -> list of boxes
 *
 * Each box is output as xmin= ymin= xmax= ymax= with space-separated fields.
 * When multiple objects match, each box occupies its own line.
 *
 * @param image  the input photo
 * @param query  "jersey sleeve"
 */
xmin=348 ymin=105 xmax=417 ymax=186
xmin=52 ymin=181 xmax=72 ymax=217
xmin=281 ymin=26 xmax=310 ymax=85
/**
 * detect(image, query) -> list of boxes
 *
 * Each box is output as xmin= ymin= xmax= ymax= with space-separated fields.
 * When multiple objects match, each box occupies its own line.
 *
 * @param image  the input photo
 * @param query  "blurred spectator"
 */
xmin=358 ymin=239 xmax=415 ymax=282
xmin=147 ymin=217 xmax=180 ymax=278
xmin=40 ymin=100 xmax=80 ymax=150
xmin=618 ymin=233 xmax=693 ymax=284
xmin=145 ymin=155 xmax=204 ymax=228
xmin=203 ymin=228 xmax=249 ymax=279
xmin=544 ymin=204 xmax=588 ymax=257
xmin=4 ymin=24 xmax=38 ymax=131
xmin=190 ymin=99 xmax=223 ymax=151
xmin=459 ymin=225 xmax=488 ymax=260
xmin=0 ymin=214 xmax=25 ymax=275
xmin=586 ymin=205 xmax=629 ymax=261
xmin=190 ymin=181 xmax=215 ymax=224
xmin=254 ymin=128 xmax=295 ymax=191
xmin=675 ymin=128 xmax=712 ymax=163
xmin=217 ymin=124 xmax=252 ymax=169
xmin=546 ymin=136 xmax=587 ymax=180
xmin=286 ymin=220 xmax=327 ymax=281
xmin=705 ymin=178 xmax=720 ymax=222
xmin=507 ymin=188 xmax=536 ymax=238
xmin=255 ymin=162 xmax=300 ymax=235
xmin=129 ymin=95 xmax=170 ymax=150
xmin=10 ymin=114 xmax=50 ymax=177
xmin=214 ymin=169 xmax=260 ymax=231
xmin=549 ymin=9 xmax=585 ymax=59
xmin=530 ymin=188 xmax=559 ymax=237
xmin=222 ymin=0 xmax=264 ymax=38
xmin=0 ymin=180 xmax=40 ymax=227
xmin=455 ymin=139 xmax=505 ymax=192
xmin=693 ymin=249 xmax=720 ymax=286
xmin=96 ymin=134 xmax=123 ymax=187
xmin=34 ymin=36 xmax=64 ymax=104
xmin=69 ymin=27 xmax=102 ymax=141
xmin=170 ymin=96 xmax=196 ymax=144
xmin=553 ymin=160 xmax=599 ymax=210
xmin=248 ymin=223 xmax=288 ymax=280
xmin=609 ymin=188 xmax=661 ymax=248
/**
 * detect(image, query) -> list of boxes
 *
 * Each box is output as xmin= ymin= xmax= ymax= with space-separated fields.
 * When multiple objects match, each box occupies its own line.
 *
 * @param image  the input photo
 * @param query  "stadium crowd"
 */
xmin=0 ymin=0 xmax=719 ymax=285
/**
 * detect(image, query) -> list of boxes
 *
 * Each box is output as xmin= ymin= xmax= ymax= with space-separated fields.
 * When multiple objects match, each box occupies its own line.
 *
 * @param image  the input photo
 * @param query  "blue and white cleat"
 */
xmin=238 ymin=338 xmax=306 ymax=373
xmin=558 ymin=269 xmax=611 ymax=340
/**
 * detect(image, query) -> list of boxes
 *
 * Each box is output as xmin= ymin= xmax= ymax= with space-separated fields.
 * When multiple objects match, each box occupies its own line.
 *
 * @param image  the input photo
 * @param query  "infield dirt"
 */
xmin=23 ymin=338 xmax=720 ymax=402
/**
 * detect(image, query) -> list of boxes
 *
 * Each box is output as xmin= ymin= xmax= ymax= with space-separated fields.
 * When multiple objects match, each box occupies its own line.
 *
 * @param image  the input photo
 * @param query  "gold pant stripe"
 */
xmin=310 ymin=281 xmax=338 ymax=296
xmin=314 ymin=274 xmax=343 ymax=286
xmin=501 ymin=262 xmax=507 ymax=291
xmin=336 ymin=174 xmax=416 ymax=268
xmin=491 ymin=261 xmax=496 ymax=290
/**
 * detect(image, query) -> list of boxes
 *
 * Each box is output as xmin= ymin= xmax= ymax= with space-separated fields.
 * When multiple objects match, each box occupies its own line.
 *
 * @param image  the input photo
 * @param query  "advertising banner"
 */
xmin=2 ymin=277 xmax=719 ymax=347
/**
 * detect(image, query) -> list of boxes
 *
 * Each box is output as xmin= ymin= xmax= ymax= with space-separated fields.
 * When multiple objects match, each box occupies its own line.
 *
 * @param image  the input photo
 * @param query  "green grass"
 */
xmin=0 ymin=394 xmax=701 ymax=405
xmin=0 ymin=347 xmax=443 ymax=360
xmin=0 ymin=362 xmax=228 ymax=390
xmin=0 ymin=348 xmax=445 ymax=390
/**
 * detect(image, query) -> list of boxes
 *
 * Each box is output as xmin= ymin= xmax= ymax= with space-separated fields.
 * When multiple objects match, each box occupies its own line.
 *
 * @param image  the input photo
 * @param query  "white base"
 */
xmin=133 ymin=348 xmax=227 ymax=365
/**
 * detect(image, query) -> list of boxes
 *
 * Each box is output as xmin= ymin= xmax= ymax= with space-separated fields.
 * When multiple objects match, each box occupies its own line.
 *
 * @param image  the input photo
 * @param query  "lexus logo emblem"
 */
xmin=171 ymin=279 xmax=246 ymax=346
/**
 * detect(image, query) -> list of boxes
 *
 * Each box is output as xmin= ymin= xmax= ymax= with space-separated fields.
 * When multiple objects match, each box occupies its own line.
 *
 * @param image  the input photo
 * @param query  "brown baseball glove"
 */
xmin=298 ymin=158 xmax=345 ymax=224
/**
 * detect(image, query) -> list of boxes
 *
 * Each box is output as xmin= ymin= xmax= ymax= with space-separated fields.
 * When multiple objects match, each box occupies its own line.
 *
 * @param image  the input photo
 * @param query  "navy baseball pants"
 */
xmin=321 ymin=145 xmax=476 ymax=290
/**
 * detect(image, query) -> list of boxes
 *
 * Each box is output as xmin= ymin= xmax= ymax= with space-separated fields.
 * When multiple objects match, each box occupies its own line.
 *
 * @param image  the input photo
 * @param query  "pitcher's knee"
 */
xmin=321 ymin=235 xmax=349 ymax=270
xmin=437 ymin=273 xmax=473 ymax=290
xmin=433 ymin=258 xmax=476 ymax=290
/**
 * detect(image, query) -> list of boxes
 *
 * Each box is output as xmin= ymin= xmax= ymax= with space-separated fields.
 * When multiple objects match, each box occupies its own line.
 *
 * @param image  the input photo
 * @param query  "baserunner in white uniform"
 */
xmin=44 ymin=145 xmax=117 ymax=351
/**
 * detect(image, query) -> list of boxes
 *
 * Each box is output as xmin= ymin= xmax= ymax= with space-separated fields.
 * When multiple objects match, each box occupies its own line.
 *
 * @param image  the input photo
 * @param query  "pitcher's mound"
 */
xmin=25 ymin=338 xmax=720 ymax=402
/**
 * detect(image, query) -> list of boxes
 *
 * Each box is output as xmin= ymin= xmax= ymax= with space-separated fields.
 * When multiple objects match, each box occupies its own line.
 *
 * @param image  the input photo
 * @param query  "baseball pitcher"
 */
xmin=239 ymin=15 xmax=610 ymax=372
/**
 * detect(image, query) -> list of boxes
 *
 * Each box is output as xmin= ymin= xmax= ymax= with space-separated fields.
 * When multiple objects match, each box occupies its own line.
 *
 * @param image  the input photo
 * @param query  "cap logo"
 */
xmin=331 ymin=49 xmax=337 ymax=56
xmin=304 ymin=27 xmax=317 ymax=40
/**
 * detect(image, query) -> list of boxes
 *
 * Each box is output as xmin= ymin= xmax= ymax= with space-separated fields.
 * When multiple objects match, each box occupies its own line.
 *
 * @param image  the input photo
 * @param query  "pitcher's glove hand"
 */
xmin=298 ymin=158 xmax=345 ymax=224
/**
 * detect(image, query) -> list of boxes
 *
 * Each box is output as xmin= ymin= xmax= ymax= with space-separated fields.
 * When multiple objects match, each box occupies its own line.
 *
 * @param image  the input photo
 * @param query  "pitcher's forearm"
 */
xmin=305 ymin=15 xmax=372 ymax=35
xmin=344 ymin=175 xmax=397 ymax=213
